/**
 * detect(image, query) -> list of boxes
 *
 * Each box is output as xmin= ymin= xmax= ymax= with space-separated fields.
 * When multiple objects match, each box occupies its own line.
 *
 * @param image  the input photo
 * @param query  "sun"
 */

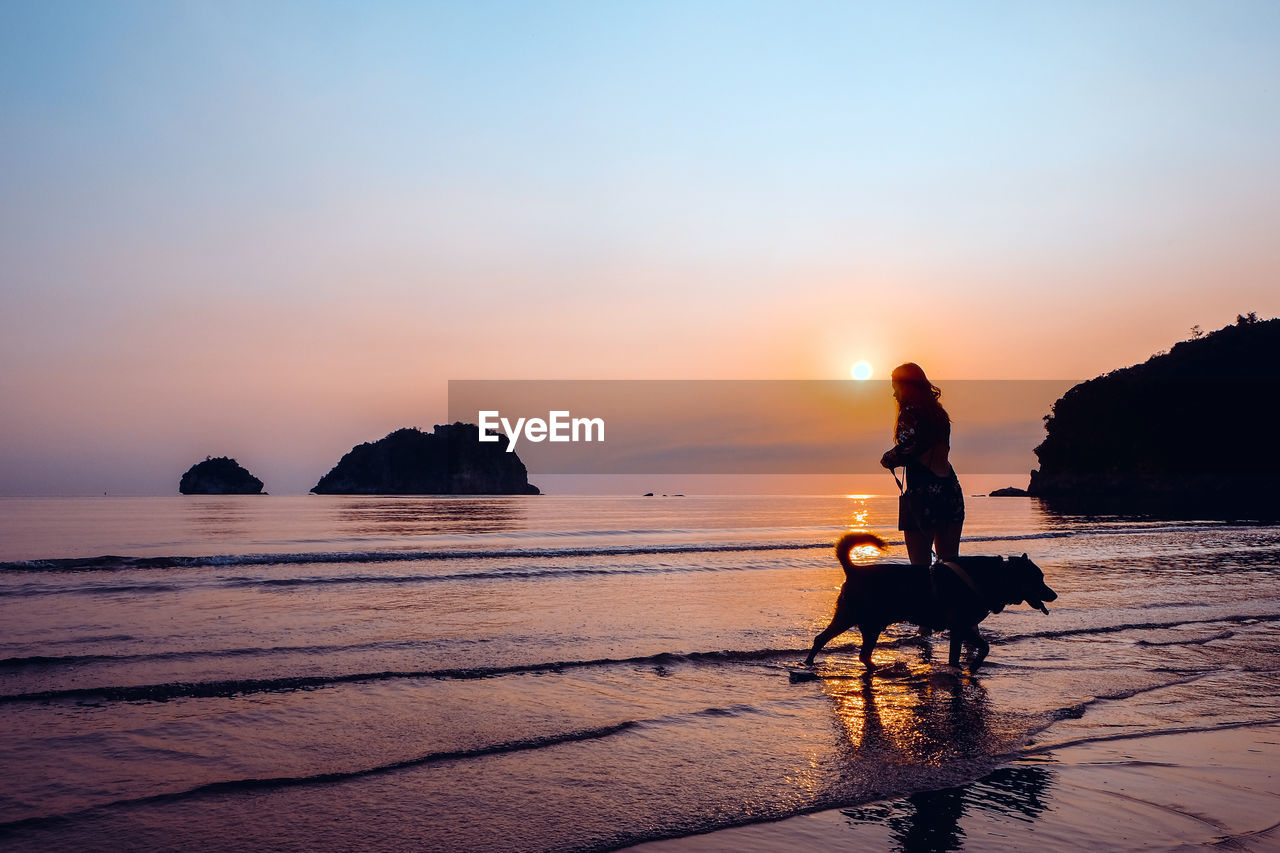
xmin=850 ymin=361 xmax=873 ymax=380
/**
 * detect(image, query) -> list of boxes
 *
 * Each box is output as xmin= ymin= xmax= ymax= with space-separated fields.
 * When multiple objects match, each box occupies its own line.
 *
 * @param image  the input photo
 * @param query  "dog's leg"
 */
xmin=859 ymin=625 xmax=883 ymax=673
xmin=948 ymin=631 xmax=963 ymax=667
xmin=804 ymin=620 xmax=849 ymax=666
xmin=917 ymin=632 xmax=933 ymax=663
xmin=966 ymin=626 xmax=990 ymax=673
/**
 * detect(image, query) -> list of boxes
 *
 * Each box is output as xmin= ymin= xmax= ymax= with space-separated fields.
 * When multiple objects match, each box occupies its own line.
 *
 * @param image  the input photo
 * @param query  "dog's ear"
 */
xmin=1022 ymin=552 xmax=1028 ymax=560
xmin=1001 ymin=555 xmax=1047 ymax=612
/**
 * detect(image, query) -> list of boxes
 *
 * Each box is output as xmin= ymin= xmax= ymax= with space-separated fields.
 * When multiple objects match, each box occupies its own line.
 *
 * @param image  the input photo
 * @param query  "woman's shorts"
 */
xmin=898 ymin=468 xmax=965 ymax=532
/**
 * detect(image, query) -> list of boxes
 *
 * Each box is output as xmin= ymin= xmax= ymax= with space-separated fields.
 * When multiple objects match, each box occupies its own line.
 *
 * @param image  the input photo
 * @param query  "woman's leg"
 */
xmin=933 ymin=522 xmax=963 ymax=561
xmin=904 ymin=529 xmax=934 ymax=565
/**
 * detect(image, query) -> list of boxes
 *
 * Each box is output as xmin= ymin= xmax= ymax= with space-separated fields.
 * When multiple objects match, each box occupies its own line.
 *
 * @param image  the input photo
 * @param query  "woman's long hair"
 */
xmin=891 ymin=362 xmax=950 ymax=435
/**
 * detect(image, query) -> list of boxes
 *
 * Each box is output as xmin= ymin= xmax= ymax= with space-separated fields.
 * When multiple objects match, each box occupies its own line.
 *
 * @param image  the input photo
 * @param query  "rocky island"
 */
xmin=179 ymin=457 xmax=265 ymax=495
xmin=1028 ymin=315 xmax=1280 ymax=518
xmin=989 ymin=487 xmax=1029 ymax=497
xmin=312 ymin=423 xmax=540 ymax=495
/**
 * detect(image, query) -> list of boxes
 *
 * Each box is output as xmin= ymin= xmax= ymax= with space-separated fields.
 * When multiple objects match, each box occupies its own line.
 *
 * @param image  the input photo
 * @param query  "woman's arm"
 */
xmin=880 ymin=408 xmax=929 ymax=469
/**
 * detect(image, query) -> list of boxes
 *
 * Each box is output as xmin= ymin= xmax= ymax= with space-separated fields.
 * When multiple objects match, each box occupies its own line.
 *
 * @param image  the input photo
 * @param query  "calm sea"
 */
xmin=1 ymin=495 xmax=1278 ymax=851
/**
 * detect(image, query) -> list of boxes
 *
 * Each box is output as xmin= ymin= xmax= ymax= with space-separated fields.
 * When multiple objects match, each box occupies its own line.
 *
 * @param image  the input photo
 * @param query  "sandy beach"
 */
xmin=625 ymin=722 xmax=1280 ymax=852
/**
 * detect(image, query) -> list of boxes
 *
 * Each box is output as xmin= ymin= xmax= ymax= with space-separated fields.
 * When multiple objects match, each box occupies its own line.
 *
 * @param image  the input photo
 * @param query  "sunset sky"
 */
xmin=3 ymin=1 xmax=1279 ymax=494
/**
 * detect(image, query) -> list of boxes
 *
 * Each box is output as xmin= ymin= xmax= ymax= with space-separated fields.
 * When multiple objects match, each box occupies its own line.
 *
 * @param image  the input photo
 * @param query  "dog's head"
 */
xmin=997 ymin=553 xmax=1058 ymax=614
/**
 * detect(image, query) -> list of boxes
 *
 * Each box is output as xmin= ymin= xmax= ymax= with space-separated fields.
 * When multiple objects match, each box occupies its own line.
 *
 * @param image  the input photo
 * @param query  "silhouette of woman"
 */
xmin=879 ymin=363 xmax=964 ymax=565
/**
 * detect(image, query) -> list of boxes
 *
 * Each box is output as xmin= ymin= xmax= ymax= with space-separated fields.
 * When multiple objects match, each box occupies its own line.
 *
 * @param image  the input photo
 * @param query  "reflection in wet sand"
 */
xmin=822 ymin=664 xmax=1052 ymax=851
xmin=841 ymin=763 xmax=1053 ymax=852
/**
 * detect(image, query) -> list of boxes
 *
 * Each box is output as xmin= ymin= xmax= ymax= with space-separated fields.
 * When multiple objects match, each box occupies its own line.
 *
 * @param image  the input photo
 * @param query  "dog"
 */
xmin=804 ymin=532 xmax=1057 ymax=673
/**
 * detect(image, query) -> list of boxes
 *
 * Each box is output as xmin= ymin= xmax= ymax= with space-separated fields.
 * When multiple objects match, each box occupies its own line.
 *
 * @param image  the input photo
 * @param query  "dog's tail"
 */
xmin=835 ymin=531 xmax=888 ymax=575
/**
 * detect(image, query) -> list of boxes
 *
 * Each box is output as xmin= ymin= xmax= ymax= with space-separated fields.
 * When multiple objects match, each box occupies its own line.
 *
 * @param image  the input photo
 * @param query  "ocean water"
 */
xmin=1 ymin=495 xmax=1278 ymax=851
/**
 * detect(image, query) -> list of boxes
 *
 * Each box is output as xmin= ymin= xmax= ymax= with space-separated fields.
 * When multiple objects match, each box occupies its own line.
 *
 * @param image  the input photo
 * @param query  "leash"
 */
xmin=937 ymin=560 xmax=990 ymax=607
xmin=939 ymin=559 xmax=1004 ymax=614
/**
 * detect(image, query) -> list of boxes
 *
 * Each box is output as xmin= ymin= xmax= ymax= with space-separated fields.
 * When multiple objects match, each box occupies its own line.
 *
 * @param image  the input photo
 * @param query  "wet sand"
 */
xmin=624 ymin=721 xmax=1280 ymax=852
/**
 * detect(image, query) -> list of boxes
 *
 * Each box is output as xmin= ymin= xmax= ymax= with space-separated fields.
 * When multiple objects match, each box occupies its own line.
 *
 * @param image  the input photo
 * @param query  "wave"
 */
xmin=0 ymin=646 xmax=816 ymax=704
xmin=1135 ymin=630 xmax=1235 ymax=646
xmin=0 ymin=561 xmax=825 ymax=597
xmin=0 ymin=543 xmax=831 ymax=574
xmin=0 ymin=693 xmax=803 ymax=831
xmin=0 ymin=687 xmax=836 ymax=833
xmin=9 ymin=611 xmax=1279 ymax=703
xmin=0 ymin=583 xmax=186 ymax=597
xmin=0 ymin=633 xmax=135 ymax=652
xmin=11 ymin=681 xmax=1265 ymax=844
xmin=1020 ymin=716 xmax=1280 ymax=757
xmin=995 ymin=612 xmax=1280 ymax=644
xmin=0 ymin=637 xmax=455 ymax=670
xmin=0 ymin=720 xmax=639 ymax=834
xmin=0 ymin=522 xmax=1253 ymax=574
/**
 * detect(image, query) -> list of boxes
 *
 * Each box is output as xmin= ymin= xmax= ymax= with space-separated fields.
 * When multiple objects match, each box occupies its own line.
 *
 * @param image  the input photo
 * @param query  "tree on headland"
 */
xmin=1029 ymin=315 xmax=1280 ymax=518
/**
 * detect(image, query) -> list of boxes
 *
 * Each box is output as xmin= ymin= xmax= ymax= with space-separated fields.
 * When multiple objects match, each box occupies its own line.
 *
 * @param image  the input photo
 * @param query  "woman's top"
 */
xmin=886 ymin=404 xmax=953 ymax=479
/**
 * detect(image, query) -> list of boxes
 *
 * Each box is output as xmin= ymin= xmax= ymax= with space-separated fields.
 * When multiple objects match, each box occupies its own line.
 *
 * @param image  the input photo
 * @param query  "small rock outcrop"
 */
xmin=1028 ymin=315 xmax=1280 ymax=518
xmin=311 ymin=423 xmax=540 ymax=495
xmin=989 ymin=487 xmax=1029 ymax=497
xmin=179 ymin=457 xmax=265 ymax=495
